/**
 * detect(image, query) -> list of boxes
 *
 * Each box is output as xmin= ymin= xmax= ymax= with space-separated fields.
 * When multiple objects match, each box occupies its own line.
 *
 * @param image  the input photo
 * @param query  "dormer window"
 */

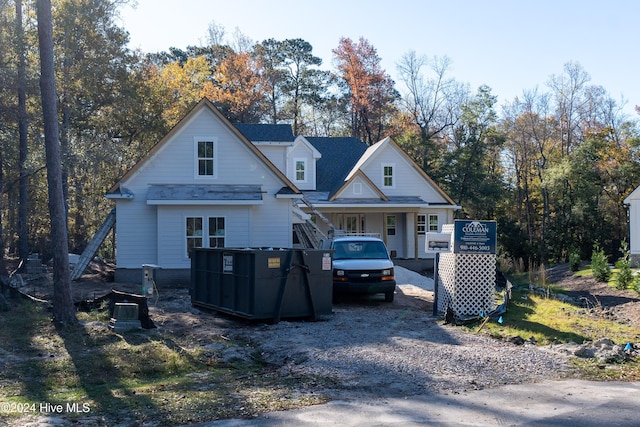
xmin=195 ymin=138 xmax=217 ymax=178
xmin=294 ymin=158 xmax=306 ymax=183
xmin=382 ymin=164 xmax=394 ymax=188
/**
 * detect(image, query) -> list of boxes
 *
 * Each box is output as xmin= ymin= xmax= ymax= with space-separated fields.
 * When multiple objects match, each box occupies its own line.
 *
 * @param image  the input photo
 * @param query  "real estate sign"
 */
xmin=453 ymin=220 xmax=496 ymax=254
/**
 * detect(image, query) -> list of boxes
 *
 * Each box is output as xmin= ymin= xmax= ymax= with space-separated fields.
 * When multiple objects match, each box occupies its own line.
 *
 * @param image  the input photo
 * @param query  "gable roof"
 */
xmin=347 ymin=137 xmax=456 ymax=205
xmin=329 ymin=169 xmax=388 ymax=202
xmin=624 ymin=185 xmax=640 ymax=204
xmin=305 ymin=137 xmax=368 ymax=192
xmin=107 ymin=99 xmax=300 ymax=195
xmin=292 ymin=136 xmax=322 ymax=159
xmin=234 ymin=123 xmax=294 ymax=142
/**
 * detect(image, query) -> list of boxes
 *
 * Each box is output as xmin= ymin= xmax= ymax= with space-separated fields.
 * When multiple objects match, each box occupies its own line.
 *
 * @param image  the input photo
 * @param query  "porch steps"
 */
xmin=293 ymin=222 xmax=323 ymax=249
xmin=300 ymin=196 xmax=335 ymax=230
xmin=70 ymin=208 xmax=116 ymax=281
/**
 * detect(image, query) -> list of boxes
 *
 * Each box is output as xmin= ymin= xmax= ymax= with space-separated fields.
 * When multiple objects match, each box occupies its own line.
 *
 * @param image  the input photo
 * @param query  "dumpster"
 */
xmin=190 ymin=248 xmax=333 ymax=322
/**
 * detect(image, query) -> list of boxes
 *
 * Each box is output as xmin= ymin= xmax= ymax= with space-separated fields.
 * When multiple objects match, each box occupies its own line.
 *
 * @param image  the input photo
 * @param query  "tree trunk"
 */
xmin=36 ymin=0 xmax=76 ymax=325
xmin=17 ymin=0 xmax=30 ymax=266
xmin=0 ymin=130 xmax=7 ymax=279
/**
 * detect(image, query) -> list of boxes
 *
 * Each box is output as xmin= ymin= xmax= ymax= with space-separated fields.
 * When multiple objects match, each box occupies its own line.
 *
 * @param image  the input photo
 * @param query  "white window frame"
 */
xmin=185 ymin=215 xmax=226 ymax=257
xmin=294 ymin=158 xmax=307 ymax=183
xmin=194 ymin=137 xmax=217 ymax=179
xmin=386 ymin=215 xmax=396 ymax=236
xmin=428 ymin=214 xmax=439 ymax=232
xmin=186 ymin=216 xmax=203 ymax=257
xmin=208 ymin=216 xmax=226 ymax=248
xmin=382 ymin=163 xmax=395 ymax=188
xmin=353 ymin=182 xmax=363 ymax=195
xmin=417 ymin=214 xmax=426 ymax=235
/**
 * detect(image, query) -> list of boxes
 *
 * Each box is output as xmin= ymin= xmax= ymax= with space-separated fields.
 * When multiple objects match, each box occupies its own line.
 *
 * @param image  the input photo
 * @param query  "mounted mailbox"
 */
xmin=425 ymin=232 xmax=452 ymax=252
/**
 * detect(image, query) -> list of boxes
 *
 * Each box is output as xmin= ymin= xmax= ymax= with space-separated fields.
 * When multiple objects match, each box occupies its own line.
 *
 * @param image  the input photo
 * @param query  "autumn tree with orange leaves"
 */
xmin=332 ymin=37 xmax=398 ymax=145
xmin=210 ymin=51 xmax=266 ymax=123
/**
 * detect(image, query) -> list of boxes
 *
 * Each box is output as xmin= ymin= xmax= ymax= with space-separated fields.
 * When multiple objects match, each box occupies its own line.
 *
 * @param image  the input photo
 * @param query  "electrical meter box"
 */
xmin=142 ymin=264 xmax=161 ymax=296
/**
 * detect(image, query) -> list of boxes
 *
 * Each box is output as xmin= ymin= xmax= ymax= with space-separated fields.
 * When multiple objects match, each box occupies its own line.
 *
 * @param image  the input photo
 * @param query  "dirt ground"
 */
xmin=8 ymin=260 xmax=640 ymax=329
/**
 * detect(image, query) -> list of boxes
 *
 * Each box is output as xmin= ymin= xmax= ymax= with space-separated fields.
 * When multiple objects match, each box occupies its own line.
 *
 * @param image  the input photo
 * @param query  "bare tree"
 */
xmin=36 ymin=0 xmax=76 ymax=325
xmin=396 ymin=51 xmax=468 ymax=172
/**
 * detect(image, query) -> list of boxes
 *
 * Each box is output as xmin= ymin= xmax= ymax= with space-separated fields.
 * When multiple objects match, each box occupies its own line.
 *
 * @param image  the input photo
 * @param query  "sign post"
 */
xmin=425 ymin=232 xmax=452 ymax=316
xmin=426 ymin=220 xmax=497 ymax=319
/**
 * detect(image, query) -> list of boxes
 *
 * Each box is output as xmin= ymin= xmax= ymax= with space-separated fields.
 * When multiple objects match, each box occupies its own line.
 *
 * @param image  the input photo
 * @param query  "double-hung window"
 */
xmin=417 ymin=214 xmax=426 ymax=235
xmin=186 ymin=216 xmax=226 ymax=256
xmin=294 ymin=159 xmax=306 ymax=182
xmin=382 ymin=164 xmax=394 ymax=188
xmin=428 ymin=214 xmax=439 ymax=232
xmin=186 ymin=217 xmax=203 ymax=256
xmin=196 ymin=138 xmax=216 ymax=178
xmin=208 ymin=217 xmax=225 ymax=248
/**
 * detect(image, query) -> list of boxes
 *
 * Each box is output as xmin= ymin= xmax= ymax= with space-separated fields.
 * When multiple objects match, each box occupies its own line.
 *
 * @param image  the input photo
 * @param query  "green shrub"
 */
xmin=569 ymin=250 xmax=582 ymax=272
xmin=614 ymin=241 xmax=635 ymax=290
xmin=591 ymin=244 xmax=611 ymax=282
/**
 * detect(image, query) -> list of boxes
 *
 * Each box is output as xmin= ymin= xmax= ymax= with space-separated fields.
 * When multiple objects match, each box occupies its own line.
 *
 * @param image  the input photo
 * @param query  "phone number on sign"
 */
xmin=1 ymin=401 xmax=91 ymax=414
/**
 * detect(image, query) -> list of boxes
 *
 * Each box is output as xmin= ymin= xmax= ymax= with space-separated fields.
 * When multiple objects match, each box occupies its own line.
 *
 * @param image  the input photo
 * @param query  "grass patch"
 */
xmin=471 ymin=287 xmax=638 ymax=345
xmin=0 ymin=301 xmax=329 ymax=426
xmin=569 ymin=357 xmax=640 ymax=381
xmin=463 ymin=267 xmax=640 ymax=381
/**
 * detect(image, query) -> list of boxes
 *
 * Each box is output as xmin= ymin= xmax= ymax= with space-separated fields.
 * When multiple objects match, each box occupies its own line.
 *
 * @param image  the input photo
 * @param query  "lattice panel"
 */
xmin=437 ymin=253 xmax=496 ymax=318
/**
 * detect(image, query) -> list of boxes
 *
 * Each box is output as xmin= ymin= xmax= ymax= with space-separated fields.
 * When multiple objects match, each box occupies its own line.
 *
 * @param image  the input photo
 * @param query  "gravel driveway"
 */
xmin=221 ymin=268 xmax=572 ymax=400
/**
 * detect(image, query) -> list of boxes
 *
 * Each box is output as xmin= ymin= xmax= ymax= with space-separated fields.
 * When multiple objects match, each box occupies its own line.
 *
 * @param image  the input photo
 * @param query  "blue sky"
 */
xmin=119 ymin=0 xmax=638 ymax=117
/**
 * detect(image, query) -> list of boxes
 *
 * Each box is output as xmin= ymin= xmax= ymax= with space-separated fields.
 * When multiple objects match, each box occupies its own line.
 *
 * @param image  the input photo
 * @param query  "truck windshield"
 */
xmin=333 ymin=241 xmax=389 ymax=260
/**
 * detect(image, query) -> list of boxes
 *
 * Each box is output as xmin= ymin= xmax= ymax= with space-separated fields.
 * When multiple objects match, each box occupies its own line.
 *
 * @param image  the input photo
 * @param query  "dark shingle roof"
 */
xmin=234 ymin=123 xmax=294 ymax=142
xmin=305 ymin=137 xmax=368 ymax=192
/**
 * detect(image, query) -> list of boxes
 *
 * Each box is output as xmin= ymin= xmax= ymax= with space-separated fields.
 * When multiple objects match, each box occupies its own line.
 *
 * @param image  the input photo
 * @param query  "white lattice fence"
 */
xmin=437 ymin=253 xmax=496 ymax=318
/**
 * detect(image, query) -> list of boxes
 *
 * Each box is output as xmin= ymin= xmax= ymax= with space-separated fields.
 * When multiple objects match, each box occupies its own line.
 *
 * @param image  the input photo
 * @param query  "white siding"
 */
xmin=157 ymin=206 xmax=254 ymax=268
xmin=124 ymin=108 xmax=284 ymax=187
xmin=286 ymin=142 xmax=316 ymax=190
xmin=115 ymin=106 xmax=294 ymax=271
xmin=257 ymin=145 xmax=287 ymax=172
xmin=114 ymin=199 xmax=158 ymax=268
xmin=361 ymin=143 xmax=449 ymax=204
xmin=416 ymin=208 xmax=452 ymax=258
xmin=335 ymin=176 xmax=380 ymax=199
xmin=629 ymin=199 xmax=640 ymax=255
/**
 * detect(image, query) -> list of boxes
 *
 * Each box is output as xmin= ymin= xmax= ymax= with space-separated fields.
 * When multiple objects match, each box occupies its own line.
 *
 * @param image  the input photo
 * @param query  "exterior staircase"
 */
xmin=292 ymin=196 xmax=336 ymax=249
xmin=70 ymin=208 xmax=116 ymax=281
xmin=293 ymin=222 xmax=323 ymax=249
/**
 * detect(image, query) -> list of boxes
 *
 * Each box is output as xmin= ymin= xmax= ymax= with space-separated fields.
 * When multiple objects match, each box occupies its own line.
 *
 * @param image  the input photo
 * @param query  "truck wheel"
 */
xmin=385 ymin=291 xmax=394 ymax=302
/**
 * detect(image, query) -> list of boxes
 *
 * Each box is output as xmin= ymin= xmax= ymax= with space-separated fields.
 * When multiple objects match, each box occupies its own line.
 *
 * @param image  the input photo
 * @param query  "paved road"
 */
xmin=192 ymin=380 xmax=640 ymax=426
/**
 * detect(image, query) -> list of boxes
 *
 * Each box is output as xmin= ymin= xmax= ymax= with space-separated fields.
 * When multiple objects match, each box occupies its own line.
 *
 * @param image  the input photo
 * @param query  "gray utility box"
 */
xmin=190 ymin=248 xmax=334 ymax=322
